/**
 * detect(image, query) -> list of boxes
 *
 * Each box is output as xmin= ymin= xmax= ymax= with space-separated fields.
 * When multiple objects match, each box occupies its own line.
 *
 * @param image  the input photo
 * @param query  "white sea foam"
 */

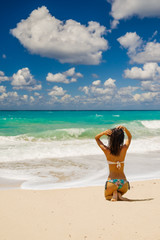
xmin=0 ymin=134 xmax=160 ymax=164
xmin=129 ymin=137 xmax=160 ymax=153
xmin=0 ymin=136 xmax=100 ymax=162
xmin=57 ymin=128 xmax=86 ymax=137
xmin=112 ymin=115 xmax=120 ymax=117
xmin=0 ymin=126 xmax=160 ymax=190
xmin=0 ymin=134 xmax=160 ymax=190
xmin=141 ymin=120 xmax=160 ymax=129
xmin=1 ymin=152 xmax=159 ymax=190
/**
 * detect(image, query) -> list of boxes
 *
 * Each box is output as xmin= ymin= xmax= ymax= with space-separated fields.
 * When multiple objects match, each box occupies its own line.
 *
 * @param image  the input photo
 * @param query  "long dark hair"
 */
xmin=109 ymin=128 xmax=124 ymax=155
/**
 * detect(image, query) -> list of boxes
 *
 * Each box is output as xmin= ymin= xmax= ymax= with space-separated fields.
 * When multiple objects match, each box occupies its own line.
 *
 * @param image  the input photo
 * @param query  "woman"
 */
xmin=95 ymin=126 xmax=132 ymax=201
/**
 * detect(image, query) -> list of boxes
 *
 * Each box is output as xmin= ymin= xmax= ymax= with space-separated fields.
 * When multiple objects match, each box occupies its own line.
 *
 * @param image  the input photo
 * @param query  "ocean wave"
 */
xmin=57 ymin=128 xmax=86 ymax=138
xmin=0 ymin=120 xmax=154 ymax=141
xmin=96 ymin=114 xmax=103 ymax=117
xmin=0 ymin=134 xmax=160 ymax=163
xmin=0 ymin=118 xmax=160 ymax=144
xmin=0 ymin=127 xmax=106 ymax=141
xmin=141 ymin=120 xmax=160 ymax=129
xmin=0 ymin=137 xmax=100 ymax=162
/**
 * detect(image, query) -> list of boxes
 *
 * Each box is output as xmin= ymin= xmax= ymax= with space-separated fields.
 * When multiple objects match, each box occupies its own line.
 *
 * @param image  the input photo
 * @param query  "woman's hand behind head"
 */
xmin=116 ymin=125 xmax=125 ymax=130
xmin=104 ymin=129 xmax=112 ymax=136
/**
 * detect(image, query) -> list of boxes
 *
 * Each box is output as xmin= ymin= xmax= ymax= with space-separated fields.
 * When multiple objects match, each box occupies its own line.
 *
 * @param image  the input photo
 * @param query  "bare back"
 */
xmin=104 ymin=145 xmax=128 ymax=180
xmin=95 ymin=126 xmax=132 ymax=180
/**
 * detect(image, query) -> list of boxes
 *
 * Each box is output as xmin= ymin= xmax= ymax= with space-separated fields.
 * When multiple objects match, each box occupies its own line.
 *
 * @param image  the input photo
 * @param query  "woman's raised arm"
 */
xmin=117 ymin=126 xmax=132 ymax=148
xmin=95 ymin=129 xmax=112 ymax=152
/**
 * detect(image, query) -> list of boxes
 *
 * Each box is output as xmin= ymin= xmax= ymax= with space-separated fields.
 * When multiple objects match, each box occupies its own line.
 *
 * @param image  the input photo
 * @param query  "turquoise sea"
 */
xmin=0 ymin=110 xmax=160 ymax=189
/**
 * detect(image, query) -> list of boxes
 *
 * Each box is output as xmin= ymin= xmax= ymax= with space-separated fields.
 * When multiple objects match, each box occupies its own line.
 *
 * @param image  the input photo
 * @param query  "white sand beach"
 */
xmin=0 ymin=179 xmax=160 ymax=240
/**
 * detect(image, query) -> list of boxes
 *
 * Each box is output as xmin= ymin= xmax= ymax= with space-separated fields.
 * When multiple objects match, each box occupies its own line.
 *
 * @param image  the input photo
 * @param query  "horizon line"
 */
xmin=0 ymin=109 xmax=160 ymax=111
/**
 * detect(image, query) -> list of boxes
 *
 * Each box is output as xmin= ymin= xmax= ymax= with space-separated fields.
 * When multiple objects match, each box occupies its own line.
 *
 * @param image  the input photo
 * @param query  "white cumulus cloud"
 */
xmin=11 ymin=67 xmax=42 ymax=91
xmin=26 ymin=84 xmax=42 ymax=91
xmin=79 ymin=77 xmax=143 ymax=105
xmin=117 ymin=32 xmax=143 ymax=55
xmin=21 ymin=95 xmax=28 ymax=101
xmin=10 ymin=6 xmax=108 ymax=65
xmin=118 ymin=32 xmax=160 ymax=64
xmin=60 ymin=94 xmax=73 ymax=103
xmin=133 ymin=92 xmax=158 ymax=102
xmin=107 ymin=0 xmax=160 ymax=27
xmin=92 ymin=80 xmax=101 ymax=86
xmin=132 ymin=41 xmax=160 ymax=64
xmin=0 ymin=71 xmax=10 ymax=82
xmin=124 ymin=62 xmax=160 ymax=80
xmin=46 ymin=67 xmax=83 ymax=84
xmin=110 ymin=19 xmax=119 ymax=29
xmin=0 ymin=91 xmax=18 ymax=101
xmin=79 ymin=78 xmax=116 ymax=97
xmin=34 ymin=92 xmax=40 ymax=96
xmin=48 ymin=86 xmax=66 ymax=96
xmin=0 ymin=86 xmax=6 ymax=93
xmin=104 ymin=78 xmax=116 ymax=87
xmin=30 ymin=96 xmax=35 ymax=103
xmin=124 ymin=62 xmax=160 ymax=95
xmin=92 ymin=73 xmax=99 ymax=78
xmin=118 ymin=86 xmax=139 ymax=96
xmin=141 ymin=81 xmax=160 ymax=92
xmin=12 ymin=68 xmax=35 ymax=86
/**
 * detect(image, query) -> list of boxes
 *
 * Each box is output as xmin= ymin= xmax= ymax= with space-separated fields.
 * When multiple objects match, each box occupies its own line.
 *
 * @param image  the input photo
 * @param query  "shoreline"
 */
xmin=0 ymin=175 xmax=160 ymax=191
xmin=0 ymin=151 xmax=160 ymax=190
xmin=0 ymin=179 xmax=160 ymax=240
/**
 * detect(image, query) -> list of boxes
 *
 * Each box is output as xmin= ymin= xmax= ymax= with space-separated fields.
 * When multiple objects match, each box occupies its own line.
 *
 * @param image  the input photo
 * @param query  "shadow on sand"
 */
xmin=106 ymin=195 xmax=154 ymax=202
xmin=119 ymin=197 xmax=154 ymax=202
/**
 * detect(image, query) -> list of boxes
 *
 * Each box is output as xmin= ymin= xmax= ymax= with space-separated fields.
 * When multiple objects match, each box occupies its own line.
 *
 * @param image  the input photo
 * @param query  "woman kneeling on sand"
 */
xmin=95 ymin=126 xmax=132 ymax=201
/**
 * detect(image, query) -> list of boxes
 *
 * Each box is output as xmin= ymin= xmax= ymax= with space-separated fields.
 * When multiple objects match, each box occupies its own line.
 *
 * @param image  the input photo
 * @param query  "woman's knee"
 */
xmin=104 ymin=183 xmax=118 ymax=197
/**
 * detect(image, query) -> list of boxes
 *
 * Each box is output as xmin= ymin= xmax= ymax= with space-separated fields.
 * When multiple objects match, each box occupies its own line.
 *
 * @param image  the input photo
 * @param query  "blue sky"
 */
xmin=1 ymin=0 xmax=160 ymax=110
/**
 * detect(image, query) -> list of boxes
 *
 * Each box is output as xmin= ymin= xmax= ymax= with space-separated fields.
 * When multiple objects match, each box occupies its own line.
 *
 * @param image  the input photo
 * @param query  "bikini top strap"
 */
xmin=107 ymin=160 xmax=124 ymax=169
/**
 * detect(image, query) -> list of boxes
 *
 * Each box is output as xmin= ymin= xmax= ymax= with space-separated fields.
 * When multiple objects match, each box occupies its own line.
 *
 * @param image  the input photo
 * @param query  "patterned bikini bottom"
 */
xmin=105 ymin=179 xmax=130 ymax=190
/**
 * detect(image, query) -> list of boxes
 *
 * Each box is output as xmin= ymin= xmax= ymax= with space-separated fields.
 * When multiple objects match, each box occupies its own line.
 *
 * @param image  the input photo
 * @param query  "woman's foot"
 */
xmin=111 ymin=190 xmax=118 ymax=201
xmin=105 ymin=195 xmax=113 ymax=200
xmin=118 ymin=192 xmax=130 ymax=201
